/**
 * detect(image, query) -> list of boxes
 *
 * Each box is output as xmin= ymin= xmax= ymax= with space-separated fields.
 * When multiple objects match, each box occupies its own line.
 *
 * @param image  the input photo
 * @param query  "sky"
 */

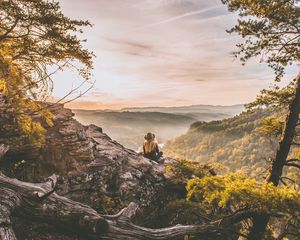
xmin=53 ymin=0 xmax=297 ymax=110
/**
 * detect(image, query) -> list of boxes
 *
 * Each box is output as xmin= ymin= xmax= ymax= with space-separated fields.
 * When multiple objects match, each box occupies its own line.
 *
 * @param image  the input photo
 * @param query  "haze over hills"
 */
xmin=122 ymin=104 xmax=244 ymax=121
xmin=73 ymin=104 xmax=244 ymax=150
xmin=164 ymin=109 xmax=277 ymax=178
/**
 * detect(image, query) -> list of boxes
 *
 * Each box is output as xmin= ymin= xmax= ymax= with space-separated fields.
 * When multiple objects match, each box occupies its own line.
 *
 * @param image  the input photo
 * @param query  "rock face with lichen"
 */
xmin=0 ymin=95 xmax=191 ymax=239
xmin=56 ymin=122 xmax=169 ymax=213
xmin=0 ymin=96 xmax=181 ymax=223
xmin=0 ymin=93 xmax=221 ymax=240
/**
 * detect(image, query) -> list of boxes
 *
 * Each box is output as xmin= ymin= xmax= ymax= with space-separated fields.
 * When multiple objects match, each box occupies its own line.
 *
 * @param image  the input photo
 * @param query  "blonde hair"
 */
xmin=144 ymin=138 xmax=157 ymax=153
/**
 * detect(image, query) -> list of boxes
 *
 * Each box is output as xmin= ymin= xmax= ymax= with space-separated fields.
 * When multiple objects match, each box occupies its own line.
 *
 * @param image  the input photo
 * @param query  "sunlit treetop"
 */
xmin=222 ymin=0 xmax=300 ymax=81
xmin=0 ymin=0 xmax=94 ymax=96
xmin=0 ymin=0 xmax=94 ymax=144
xmin=187 ymin=173 xmax=300 ymax=216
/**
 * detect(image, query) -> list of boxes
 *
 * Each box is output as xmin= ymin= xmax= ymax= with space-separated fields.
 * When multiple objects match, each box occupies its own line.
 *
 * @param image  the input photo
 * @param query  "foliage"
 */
xmin=187 ymin=173 xmax=300 ymax=217
xmin=222 ymin=0 xmax=300 ymax=81
xmin=145 ymin=159 xmax=223 ymax=227
xmin=246 ymin=80 xmax=297 ymax=110
xmin=154 ymin=199 xmax=211 ymax=225
xmin=258 ymin=117 xmax=284 ymax=137
xmin=0 ymin=0 xmax=93 ymax=84
xmin=0 ymin=0 xmax=94 ymax=143
xmin=245 ymin=79 xmax=300 ymax=153
xmin=216 ymin=1 xmax=300 ymax=238
xmin=0 ymin=55 xmax=53 ymax=145
xmin=165 ymin=158 xmax=214 ymax=184
xmin=165 ymin=109 xmax=278 ymax=177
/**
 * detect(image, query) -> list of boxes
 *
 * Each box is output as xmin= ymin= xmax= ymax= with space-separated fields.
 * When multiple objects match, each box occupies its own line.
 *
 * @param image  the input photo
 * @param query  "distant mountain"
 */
xmin=73 ymin=110 xmax=196 ymax=150
xmin=122 ymin=104 xmax=244 ymax=121
xmin=121 ymin=104 xmax=245 ymax=121
xmin=73 ymin=104 xmax=244 ymax=151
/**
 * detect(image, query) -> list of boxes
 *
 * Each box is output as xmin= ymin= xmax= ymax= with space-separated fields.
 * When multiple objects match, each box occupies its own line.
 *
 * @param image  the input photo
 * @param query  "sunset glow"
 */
xmin=55 ymin=0 xmax=297 ymax=110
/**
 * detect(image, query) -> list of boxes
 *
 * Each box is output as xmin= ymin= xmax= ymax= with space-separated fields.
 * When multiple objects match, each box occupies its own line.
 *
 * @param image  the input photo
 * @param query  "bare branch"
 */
xmin=0 ymin=17 xmax=19 ymax=41
xmin=286 ymin=158 xmax=300 ymax=163
xmin=280 ymin=176 xmax=296 ymax=184
xmin=285 ymin=163 xmax=300 ymax=170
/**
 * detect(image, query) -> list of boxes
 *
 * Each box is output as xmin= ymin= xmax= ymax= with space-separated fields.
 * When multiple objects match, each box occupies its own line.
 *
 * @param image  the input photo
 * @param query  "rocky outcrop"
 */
xmin=57 ymin=123 xmax=168 ymax=213
xmin=0 ymin=97 xmax=179 ymax=223
xmin=0 ymin=96 xmax=215 ymax=239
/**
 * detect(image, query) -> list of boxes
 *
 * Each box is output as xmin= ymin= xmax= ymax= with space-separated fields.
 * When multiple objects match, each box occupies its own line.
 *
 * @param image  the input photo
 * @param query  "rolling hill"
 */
xmin=73 ymin=104 xmax=244 ymax=150
xmin=164 ymin=109 xmax=278 ymax=177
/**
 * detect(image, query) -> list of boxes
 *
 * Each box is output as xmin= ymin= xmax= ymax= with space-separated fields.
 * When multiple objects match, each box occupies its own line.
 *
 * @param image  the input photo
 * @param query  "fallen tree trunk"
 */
xmin=0 ymin=144 xmax=8 ymax=159
xmin=0 ymin=170 xmax=243 ymax=240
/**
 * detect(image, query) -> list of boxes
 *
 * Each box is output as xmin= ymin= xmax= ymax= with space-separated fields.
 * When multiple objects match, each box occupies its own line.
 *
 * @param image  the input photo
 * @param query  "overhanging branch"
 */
xmin=284 ymin=163 xmax=300 ymax=170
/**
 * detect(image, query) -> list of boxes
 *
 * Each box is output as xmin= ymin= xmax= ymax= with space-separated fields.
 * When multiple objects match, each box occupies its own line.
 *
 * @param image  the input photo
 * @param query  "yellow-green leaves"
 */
xmin=0 ymin=79 xmax=7 ymax=95
xmin=18 ymin=114 xmax=46 ymax=146
xmin=187 ymin=173 xmax=300 ymax=216
xmin=0 ymin=0 xmax=93 ymax=145
xmin=165 ymin=158 xmax=211 ymax=184
xmin=258 ymin=117 xmax=284 ymax=137
xmin=0 ymin=54 xmax=54 ymax=145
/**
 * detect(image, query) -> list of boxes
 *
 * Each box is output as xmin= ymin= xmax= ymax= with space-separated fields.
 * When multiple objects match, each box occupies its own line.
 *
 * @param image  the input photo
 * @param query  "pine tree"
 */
xmin=222 ymin=0 xmax=300 ymax=238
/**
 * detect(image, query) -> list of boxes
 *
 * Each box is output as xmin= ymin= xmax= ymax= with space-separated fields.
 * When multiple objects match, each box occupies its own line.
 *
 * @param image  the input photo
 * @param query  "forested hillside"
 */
xmin=165 ymin=109 xmax=278 ymax=177
xmin=0 ymin=0 xmax=299 ymax=239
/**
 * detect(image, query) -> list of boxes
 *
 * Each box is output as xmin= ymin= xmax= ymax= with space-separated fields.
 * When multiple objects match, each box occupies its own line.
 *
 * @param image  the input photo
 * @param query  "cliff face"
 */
xmin=0 ymin=97 xmax=169 ymax=210
xmin=0 ymin=97 xmax=182 ymax=239
xmin=0 ymin=94 xmax=225 ymax=240
xmin=56 ymin=122 xmax=167 ymax=212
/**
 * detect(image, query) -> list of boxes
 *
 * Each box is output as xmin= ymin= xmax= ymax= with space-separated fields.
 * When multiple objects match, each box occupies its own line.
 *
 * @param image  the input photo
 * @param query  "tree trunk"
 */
xmin=0 ymin=144 xmax=9 ymax=159
xmin=248 ymin=73 xmax=300 ymax=240
xmin=0 ymin=170 xmax=243 ymax=240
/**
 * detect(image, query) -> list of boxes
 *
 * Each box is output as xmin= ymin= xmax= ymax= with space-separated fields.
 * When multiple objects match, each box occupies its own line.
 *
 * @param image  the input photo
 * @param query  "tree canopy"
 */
xmin=0 ymin=0 xmax=94 ymax=144
xmin=222 ymin=0 xmax=299 ymax=81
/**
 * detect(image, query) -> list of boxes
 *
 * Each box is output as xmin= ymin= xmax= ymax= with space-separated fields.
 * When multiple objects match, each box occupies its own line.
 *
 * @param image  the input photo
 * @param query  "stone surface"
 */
xmin=0 ymin=96 xmax=177 ymax=212
xmin=0 ymin=96 xmax=185 ymax=239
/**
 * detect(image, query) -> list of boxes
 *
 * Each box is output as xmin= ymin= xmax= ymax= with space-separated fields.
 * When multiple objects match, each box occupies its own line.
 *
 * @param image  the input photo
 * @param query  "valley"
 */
xmin=73 ymin=104 xmax=244 ymax=150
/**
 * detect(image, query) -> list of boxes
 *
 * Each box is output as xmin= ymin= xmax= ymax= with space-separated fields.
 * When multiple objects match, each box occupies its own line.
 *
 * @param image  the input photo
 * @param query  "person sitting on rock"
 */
xmin=143 ymin=132 xmax=163 ymax=162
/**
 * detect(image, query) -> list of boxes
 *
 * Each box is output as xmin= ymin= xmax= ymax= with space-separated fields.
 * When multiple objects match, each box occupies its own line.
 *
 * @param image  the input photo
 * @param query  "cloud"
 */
xmin=135 ymin=5 xmax=222 ymax=30
xmin=54 ymin=0 xmax=297 ymax=109
xmin=106 ymin=38 xmax=153 ymax=51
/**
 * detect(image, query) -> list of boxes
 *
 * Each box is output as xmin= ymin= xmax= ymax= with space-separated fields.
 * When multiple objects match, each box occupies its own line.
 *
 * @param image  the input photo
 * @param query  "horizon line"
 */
xmin=68 ymin=102 xmax=246 ymax=111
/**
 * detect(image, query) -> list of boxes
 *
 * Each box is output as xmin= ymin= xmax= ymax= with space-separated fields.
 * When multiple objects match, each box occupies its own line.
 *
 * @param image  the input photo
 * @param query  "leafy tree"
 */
xmin=218 ymin=0 xmax=300 ymax=238
xmin=221 ymin=0 xmax=299 ymax=81
xmin=187 ymin=174 xmax=300 ymax=218
xmin=165 ymin=158 xmax=216 ymax=184
xmin=0 ymin=0 xmax=94 ymax=144
xmin=187 ymin=174 xmax=300 ymax=238
xmin=165 ymin=109 xmax=277 ymax=177
xmin=169 ymin=0 xmax=300 ymax=238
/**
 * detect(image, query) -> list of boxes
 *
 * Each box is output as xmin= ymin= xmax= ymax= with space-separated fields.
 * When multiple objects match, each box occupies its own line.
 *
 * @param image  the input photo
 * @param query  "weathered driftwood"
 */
xmin=0 ymin=170 xmax=240 ymax=240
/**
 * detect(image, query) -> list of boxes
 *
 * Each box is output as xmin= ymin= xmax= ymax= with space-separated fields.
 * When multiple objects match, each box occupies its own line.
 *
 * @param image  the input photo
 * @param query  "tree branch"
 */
xmin=284 ymin=163 xmax=300 ymax=170
xmin=0 ymin=172 xmax=246 ymax=240
xmin=0 ymin=17 xmax=19 ymax=41
xmin=280 ymin=176 xmax=296 ymax=184
xmin=286 ymin=158 xmax=300 ymax=163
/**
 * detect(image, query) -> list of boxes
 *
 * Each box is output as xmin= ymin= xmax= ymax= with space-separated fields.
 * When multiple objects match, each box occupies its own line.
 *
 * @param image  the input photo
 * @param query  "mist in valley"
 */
xmin=73 ymin=104 xmax=244 ymax=151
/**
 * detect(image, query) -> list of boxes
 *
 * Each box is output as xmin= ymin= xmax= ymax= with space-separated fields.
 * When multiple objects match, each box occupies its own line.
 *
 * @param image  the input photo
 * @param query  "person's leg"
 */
xmin=154 ymin=152 xmax=163 ymax=161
